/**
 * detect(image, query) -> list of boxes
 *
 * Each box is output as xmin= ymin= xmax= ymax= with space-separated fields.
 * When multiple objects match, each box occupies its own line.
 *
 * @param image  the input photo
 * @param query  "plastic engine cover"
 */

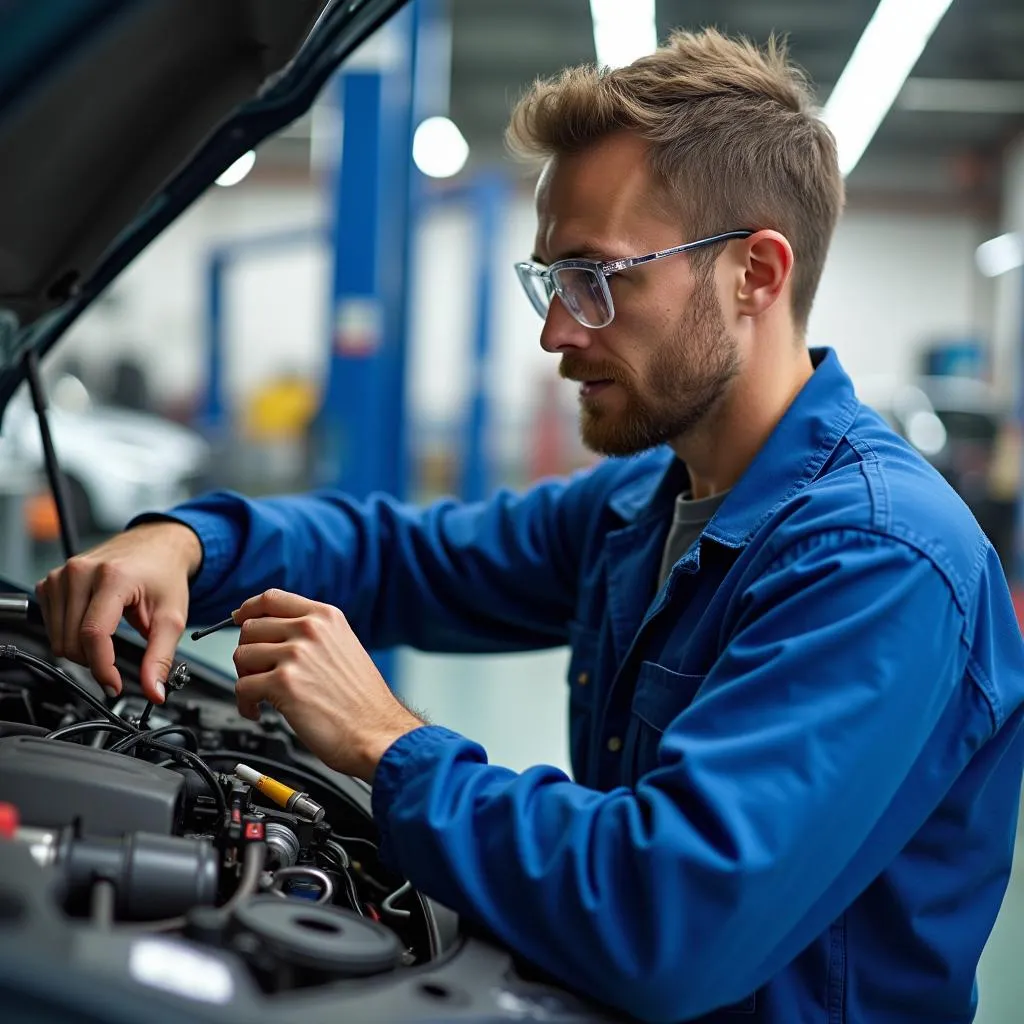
xmin=0 ymin=735 xmax=184 ymax=835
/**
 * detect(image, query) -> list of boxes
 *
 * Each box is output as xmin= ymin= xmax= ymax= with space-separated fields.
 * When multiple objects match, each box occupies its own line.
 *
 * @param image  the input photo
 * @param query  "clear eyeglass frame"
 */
xmin=515 ymin=229 xmax=755 ymax=329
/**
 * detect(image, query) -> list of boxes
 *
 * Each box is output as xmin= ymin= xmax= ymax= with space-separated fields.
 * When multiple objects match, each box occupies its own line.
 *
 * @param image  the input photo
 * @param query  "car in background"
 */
xmin=0 ymin=373 xmax=210 ymax=534
xmin=857 ymin=374 xmax=1017 ymax=570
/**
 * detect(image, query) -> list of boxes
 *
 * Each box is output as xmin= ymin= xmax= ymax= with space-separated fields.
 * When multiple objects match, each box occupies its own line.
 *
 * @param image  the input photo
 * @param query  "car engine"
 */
xmin=0 ymin=604 xmax=614 ymax=1023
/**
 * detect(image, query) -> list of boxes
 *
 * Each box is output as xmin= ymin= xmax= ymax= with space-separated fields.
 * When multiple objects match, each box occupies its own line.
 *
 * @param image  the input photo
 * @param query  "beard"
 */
xmin=560 ymin=276 xmax=740 ymax=457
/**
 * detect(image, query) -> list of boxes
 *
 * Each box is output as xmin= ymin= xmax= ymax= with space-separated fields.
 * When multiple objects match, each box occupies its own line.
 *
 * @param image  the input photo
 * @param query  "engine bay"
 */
xmin=0 ymin=607 xmax=615 ymax=1023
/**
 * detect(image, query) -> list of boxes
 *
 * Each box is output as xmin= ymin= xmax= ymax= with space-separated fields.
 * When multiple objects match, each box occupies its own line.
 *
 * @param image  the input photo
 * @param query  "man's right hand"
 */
xmin=35 ymin=521 xmax=202 ymax=704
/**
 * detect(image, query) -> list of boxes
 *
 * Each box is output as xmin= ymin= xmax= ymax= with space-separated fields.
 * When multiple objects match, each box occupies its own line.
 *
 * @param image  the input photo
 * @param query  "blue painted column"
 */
xmin=315 ymin=7 xmax=417 ymax=501
xmin=199 ymin=251 xmax=228 ymax=434
xmin=315 ymin=7 xmax=418 ymax=685
xmin=460 ymin=173 xmax=507 ymax=503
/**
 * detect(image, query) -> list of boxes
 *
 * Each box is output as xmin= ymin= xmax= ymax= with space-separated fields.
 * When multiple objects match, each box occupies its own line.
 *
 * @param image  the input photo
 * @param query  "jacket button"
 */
xmin=577 ymin=671 xmax=589 ymax=686
xmin=607 ymin=736 xmax=622 ymax=753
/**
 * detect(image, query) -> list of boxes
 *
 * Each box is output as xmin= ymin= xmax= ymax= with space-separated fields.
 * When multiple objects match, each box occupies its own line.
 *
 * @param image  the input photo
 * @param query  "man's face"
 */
xmin=532 ymin=133 xmax=740 ymax=457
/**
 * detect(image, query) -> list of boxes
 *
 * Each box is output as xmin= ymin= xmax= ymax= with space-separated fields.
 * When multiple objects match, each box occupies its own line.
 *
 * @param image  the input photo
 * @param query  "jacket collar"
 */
xmin=607 ymin=347 xmax=860 ymax=546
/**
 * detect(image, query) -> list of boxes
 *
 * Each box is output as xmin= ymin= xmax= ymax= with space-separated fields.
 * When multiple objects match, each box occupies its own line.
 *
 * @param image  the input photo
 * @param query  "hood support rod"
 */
xmin=24 ymin=349 xmax=79 ymax=561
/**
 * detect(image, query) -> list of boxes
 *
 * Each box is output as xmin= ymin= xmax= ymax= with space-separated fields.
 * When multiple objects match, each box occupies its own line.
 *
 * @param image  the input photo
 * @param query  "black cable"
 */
xmin=1 ymin=646 xmax=126 ymax=727
xmin=46 ymin=718 xmax=134 ymax=742
xmin=330 ymin=833 xmax=379 ymax=854
xmin=43 ymin=720 xmax=225 ymax=827
xmin=24 ymin=348 xmax=79 ymax=560
xmin=338 ymin=864 xmax=365 ymax=916
xmin=136 ymin=738 xmax=228 ymax=827
xmin=322 ymin=844 xmax=366 ymax=916
xmin=137 ymin=702 xmax=155 ymax=730
xmin=348 ymin=861 xmax=391 ymax=894
xmin=109 ymin=724 xmax=197 ymax=755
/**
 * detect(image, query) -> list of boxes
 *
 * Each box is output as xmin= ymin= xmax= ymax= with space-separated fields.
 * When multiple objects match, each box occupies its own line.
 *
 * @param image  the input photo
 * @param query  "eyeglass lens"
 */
xmin=553 ymin=267 xmax=611 ymax=328
xmin=519 ymin=269 xmax=553 ymax=320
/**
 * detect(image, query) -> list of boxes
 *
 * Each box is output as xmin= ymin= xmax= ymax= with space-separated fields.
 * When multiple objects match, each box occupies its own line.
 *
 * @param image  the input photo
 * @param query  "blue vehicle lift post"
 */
xmin=313 ymin=3 xmax=427 ymax=687
xmin=460 ymin=173 xmax=507 ymax=503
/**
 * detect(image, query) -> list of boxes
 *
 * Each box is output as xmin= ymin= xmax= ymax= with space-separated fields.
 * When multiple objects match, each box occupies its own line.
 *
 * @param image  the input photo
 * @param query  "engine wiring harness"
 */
xmin=0 ymin=641 xmax=424 ymax=958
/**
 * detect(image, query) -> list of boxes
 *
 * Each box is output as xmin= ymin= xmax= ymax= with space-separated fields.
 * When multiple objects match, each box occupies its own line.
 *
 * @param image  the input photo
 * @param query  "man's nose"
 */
xmin=539 ymin=297 xmax=594 ymax=354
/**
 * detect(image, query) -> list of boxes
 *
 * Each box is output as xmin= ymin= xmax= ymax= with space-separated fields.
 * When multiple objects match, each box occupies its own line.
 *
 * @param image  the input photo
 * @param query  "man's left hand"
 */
xmin=232 ymin=589 xmax=424 ymax=782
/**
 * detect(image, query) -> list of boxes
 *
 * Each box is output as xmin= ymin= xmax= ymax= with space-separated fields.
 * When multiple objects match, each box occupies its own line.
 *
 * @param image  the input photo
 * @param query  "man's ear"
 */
xmin=735 ymin=230 xmax=794 ymax=318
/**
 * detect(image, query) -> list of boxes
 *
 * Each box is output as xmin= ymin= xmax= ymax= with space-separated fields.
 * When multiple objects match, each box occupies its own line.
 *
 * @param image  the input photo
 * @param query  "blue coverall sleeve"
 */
xmin=371 ymin=529 xmax=975 ymax=1023
xmin=154 ymin=471 xmax=600 ymax=651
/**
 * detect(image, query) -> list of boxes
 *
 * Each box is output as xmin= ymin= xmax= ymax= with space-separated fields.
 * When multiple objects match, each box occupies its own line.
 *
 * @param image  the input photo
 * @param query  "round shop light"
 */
xmin=905 ymin=410 xmax=947 ymax=457
xmin=215 ymin=150 xmax=257 ymax=188
xmin=413 ymin=117 xmax=469 ymax=179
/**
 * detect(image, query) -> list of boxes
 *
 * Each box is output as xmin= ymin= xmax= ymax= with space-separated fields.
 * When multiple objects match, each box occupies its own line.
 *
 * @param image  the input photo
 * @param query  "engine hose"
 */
xmin=219 ymin=841 xmax=267 ymax=915
xmin=46 ymin=719 xmax=134 ymax=742
xmin=109 ymin=724 xmax=197 ymax=755
xmin=0 ymin=647 xmax=126 ymax=727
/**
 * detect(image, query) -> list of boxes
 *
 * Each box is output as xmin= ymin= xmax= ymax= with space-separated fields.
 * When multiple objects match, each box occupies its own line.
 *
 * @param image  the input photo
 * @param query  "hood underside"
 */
xmin=0 ymin=0 xmax=407 ymax=412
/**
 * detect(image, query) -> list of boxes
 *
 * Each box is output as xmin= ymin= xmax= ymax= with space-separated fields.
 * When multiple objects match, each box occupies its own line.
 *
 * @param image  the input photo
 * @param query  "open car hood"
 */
xmin=0 ymin=0 xmax=407 ymax=423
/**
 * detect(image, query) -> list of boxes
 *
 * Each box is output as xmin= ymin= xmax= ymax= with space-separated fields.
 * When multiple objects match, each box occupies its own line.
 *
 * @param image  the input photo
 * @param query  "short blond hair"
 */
xmin=506 ymin=28 xmax=845 ymax=333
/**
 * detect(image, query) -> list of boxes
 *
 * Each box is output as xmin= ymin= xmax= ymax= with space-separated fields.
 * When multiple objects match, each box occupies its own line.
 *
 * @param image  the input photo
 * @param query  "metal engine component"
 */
xmin=264 ymin=822 xmax=300 ymax=868
xmin=15 ymin=825 xmax=218 ymax=921
xmin=269 ymin=865 xmax=335 ymax=904
xmin=0 ymin=594 xmax=29 ymax=617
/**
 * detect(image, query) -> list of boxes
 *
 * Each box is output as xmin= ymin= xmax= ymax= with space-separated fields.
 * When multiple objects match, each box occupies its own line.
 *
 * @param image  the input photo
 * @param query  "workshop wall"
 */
xmin=62 ymin=186 xmax=332 ymax=415
xmin=412 ymin=194 xmax=994 ymax=446
xmin=810 ymin=210 xmax=992 ymax=384
xmin=60 ymin=183 xmax=992 ymax=459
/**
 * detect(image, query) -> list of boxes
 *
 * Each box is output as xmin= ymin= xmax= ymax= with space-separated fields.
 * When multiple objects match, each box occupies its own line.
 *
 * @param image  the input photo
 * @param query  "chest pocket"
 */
xmin=627 ymin=660 xmax=706 ymax=779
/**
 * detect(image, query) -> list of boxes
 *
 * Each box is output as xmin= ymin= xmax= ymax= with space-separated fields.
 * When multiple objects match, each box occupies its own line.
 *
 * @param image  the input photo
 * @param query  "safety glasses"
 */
xmin=515 ymin=229 xmax=754 ymax=329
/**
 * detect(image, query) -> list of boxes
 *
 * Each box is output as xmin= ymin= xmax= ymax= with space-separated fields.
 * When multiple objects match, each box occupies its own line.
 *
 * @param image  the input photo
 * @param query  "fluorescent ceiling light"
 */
xmin=976 ymin=233 xmax=1024 ymax=278
xmin=215 ymin=150 xmax=256 ymax=188
xmin=822 ymin=0 xmax=956 ymax=177
xmin=590 ymin=0 xmax=657 ymax=70
xmin=412 ymin=117 xmax=470 ymax=179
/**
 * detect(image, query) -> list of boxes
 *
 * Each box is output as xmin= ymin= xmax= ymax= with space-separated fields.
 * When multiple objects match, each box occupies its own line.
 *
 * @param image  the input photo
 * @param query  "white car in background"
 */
xmin=0 ymin=374 xmax=210 ymax=534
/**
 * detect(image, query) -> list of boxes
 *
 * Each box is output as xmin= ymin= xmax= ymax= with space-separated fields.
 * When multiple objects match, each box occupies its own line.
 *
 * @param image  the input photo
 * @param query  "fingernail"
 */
xmin=103 ymin=685 xmax=118 ymax=700
xmin=154 ymin=681 xmax=166 ymax=703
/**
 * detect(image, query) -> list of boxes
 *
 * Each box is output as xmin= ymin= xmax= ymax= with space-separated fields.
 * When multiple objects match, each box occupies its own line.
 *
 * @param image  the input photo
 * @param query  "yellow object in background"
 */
xmin=241 ymin=375 xmax=317 ymax=442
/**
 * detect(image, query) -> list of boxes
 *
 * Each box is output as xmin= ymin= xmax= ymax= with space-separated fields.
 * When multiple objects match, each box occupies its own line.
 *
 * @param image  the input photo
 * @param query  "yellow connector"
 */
xmin=234 ymin=763 xmax=325 ymax=822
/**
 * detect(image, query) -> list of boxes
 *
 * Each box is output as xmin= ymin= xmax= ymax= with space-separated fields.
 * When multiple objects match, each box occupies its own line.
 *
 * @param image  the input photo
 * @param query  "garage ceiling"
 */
xmin=447 ymin=0 xmax=1024 ymax=212
xmin=259 ymin=1 xmax=1024 ymax=215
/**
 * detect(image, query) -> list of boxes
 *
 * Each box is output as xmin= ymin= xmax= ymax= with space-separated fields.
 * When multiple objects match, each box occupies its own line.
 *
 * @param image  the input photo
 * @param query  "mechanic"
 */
xmin=36 ymin=28 xmax=1024 ymax=1024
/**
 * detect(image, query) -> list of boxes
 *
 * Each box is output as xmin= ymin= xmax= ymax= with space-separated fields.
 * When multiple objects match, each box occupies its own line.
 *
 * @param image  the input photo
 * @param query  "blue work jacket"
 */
xmin=161 ymin=348 xmax=1024 ymax=1023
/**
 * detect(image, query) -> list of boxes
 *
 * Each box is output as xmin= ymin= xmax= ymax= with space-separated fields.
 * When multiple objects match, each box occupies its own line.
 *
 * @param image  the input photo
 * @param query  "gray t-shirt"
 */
xmin=657 ymin=489 xmax=730 ymax=589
